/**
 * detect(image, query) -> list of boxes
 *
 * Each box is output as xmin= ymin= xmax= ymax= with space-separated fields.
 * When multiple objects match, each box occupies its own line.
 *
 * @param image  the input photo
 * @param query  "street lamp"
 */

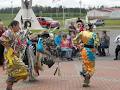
xmin=79 ymin=0 xmax=82 ymax=17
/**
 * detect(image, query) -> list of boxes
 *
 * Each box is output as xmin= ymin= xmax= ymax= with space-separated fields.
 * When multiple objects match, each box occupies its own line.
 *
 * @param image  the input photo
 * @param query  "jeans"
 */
xmin=61 ymin=48 xmax=72 ymax=58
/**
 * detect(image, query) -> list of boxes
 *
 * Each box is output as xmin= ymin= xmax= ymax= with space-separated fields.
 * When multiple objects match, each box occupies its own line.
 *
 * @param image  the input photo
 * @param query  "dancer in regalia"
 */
xmin=0 ymin=20 xmax=28 ymax=90
xmin=73 ymin=23 xmax=96 ymax=87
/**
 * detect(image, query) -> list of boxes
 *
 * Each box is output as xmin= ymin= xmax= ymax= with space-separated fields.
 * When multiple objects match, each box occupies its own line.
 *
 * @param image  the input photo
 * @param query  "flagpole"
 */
xmin=52 ymin=0 xmax=64 ymax=28
xmin=79 ymin=0 xmax=82 ymax=17
xmin=11 ymin=0 xmax=13 ymax=18
xmin=62 ymin=0 xmax=65 ymax=28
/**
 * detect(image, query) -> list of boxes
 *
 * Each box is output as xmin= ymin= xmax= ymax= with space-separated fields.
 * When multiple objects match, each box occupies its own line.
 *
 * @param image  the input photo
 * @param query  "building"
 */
xmin=109 ymin=10 xmax=120 ymax=19
xmin=87 ymin=8 xmax=120 ymax=19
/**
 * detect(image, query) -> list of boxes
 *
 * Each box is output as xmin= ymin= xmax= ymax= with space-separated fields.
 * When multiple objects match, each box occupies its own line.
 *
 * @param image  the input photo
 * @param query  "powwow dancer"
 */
xmin=73 ymin=23 xmax=96 ymax=87
xmin=36 ymin=31 xmax=55 ymax=70
xmin=19 ymin=29 xmax=39 ymax=81
xmin=18 ymin=18 xmax=44 ymax=81
xmin=0 ymin=20 xmax=28 ymax=90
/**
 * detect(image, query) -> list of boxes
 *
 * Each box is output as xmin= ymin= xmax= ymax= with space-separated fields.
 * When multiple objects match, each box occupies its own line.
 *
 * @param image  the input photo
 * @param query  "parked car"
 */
xmin=90 ymin=19 xmax=105 ymax=26
xmin=37 ymin=17 xmax=60 ymax=29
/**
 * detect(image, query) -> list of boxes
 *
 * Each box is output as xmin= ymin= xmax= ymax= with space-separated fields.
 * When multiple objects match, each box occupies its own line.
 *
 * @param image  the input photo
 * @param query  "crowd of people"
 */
xmin=0 ymin=17 xmax=119 ymax=90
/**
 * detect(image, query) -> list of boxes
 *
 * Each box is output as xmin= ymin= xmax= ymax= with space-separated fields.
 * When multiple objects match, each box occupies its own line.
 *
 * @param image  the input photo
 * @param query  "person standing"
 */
xmin=73 ymin=23 xmax=96 ymax=87
xmin=114 ymin=34 xmax=120 ymax=60
xmin=100 ymin=31 xmax=110 ymax=56
xmin=0 ymin=20 xmax=28 ymax=90
xmin=0 ymin=21 xmax=5 ymax=65
xmin=76 ymin=17 xmax=83 ymax=24
xmin=94 ymin=32 xmax=101 ymax=56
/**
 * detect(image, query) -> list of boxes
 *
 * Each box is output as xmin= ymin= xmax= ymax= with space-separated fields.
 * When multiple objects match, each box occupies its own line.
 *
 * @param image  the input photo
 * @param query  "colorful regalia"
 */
xmin=4 ymin=47 xmax=28 ymax=81
xmin=0 ymin=29 xmax=28 ymax=83
xmin=73 ymin=30 xmax=96 ymax=87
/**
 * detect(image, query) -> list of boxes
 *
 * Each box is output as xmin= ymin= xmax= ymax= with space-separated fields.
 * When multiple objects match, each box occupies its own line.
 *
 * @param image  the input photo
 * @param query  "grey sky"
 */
xmin=0 ymin=0 xmax=120 ymax=9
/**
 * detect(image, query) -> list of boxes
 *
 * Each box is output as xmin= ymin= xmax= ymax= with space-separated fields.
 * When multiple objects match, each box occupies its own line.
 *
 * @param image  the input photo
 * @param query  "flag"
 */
xmin=52 ymin=0 xmax=60 ymax=3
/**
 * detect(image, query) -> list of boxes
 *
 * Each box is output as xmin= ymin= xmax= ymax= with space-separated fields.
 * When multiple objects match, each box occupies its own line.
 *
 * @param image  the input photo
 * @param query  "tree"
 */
xmin=100 ymin=5 xmax=104 ymax=9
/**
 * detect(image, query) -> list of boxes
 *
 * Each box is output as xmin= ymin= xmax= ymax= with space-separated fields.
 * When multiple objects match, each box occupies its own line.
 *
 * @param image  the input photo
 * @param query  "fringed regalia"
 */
xmin=73 ymin=30 xmax=96 ymax=86
xmin=0 ymin=29 xmax=28 ymax=83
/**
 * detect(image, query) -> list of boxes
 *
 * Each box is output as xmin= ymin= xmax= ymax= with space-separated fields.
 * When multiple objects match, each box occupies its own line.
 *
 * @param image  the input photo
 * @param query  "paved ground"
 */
xmin=0 ymin=56 xmax=120 ymax=90
xmin=0 ymin=30 xmax=120 ymax=90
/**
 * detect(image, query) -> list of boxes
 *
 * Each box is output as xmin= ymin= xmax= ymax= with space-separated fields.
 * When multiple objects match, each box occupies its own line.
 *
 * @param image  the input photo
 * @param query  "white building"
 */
xmin=87 ymin=9 xmax=110 ymax=19
xmin=109 ymin=10 xmax=120 ymax=19
xmin=87 ymin=8 xmax=120 ymax=19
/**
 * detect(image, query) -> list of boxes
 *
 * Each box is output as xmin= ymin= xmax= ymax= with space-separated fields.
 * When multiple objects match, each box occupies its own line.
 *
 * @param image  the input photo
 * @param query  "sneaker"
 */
xmin=114 ymin=58 xmax=117 ymax=60
xmin=96 ymin=53 xmax=98 ymax=55
xmin=70 ymin=58 xmax=73 ymax=61
xmin=67 ymin=58 xmax=73 ymax=61
xmin=83 ymin=74 xmax=90 ymax=85
xmin=80 ymin=71 xmax=86 ymax=77
xmin=82 ymin=83 xmax=90 ymax=87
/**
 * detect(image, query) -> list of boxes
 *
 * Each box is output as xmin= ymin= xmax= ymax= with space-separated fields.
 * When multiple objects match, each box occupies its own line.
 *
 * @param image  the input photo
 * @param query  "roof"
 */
xmin=90 ymin=8 xmax=120 ymax=12
xmin=97 ymin=9 xmax=112 ymax=12
xmin=102 ymin=8 xmax=120 ymax=11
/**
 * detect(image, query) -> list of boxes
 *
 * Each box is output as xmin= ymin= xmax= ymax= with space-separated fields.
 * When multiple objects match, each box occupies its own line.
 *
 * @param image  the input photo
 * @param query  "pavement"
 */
xmin=0 ymin=56 xmax=120 ymax=90
xmin=0 ymin=30 xmax=120 ymax=90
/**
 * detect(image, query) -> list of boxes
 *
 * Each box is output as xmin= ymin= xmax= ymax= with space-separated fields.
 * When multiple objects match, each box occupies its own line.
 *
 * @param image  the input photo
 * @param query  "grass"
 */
xmin=105 ymin=19 xmax=120 ymax=26
xmin=97 ymin=27 xmax=120 ymax=30
xmin=0 ymin=13 xmax=15 ymax=26
xmin=0 ymin=13 xmax=120 ymax=31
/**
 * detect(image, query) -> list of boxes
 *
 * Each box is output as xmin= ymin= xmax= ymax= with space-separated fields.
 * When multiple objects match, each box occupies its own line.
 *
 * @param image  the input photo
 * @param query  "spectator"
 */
xmin=61 ymin=34 xmax=73 ymax=61
xmin=100 ymin=31 xmax=110 ymax=56
xmin=0 ymin=21 xmax=5 ymax=65
xmin=95 ymin=32 xmax=101 ymax=56
xmin=76 ymin=17 xmax=83 ymax=23
xmin=114 ymin=34 xmax=120 ymax=60
xmin=68 ymin=22 xmax=76 ymax=37
xmin=0 ymin=21 xmax=4 ymax=36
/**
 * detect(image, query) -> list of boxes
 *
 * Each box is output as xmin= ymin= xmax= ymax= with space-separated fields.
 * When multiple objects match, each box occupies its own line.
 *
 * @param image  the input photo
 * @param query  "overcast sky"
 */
xmin=0 ymin=0 xmax=120 ymax=9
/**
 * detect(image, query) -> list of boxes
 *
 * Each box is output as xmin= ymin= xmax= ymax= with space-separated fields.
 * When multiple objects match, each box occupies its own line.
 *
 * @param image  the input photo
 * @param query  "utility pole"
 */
xmin=79 ymin=0 xmax=82 ymax=17
xmin=11 ymin=0 xmax=13 ymax=18
xmin=62 ymin=0 xmax=65 ymax=28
